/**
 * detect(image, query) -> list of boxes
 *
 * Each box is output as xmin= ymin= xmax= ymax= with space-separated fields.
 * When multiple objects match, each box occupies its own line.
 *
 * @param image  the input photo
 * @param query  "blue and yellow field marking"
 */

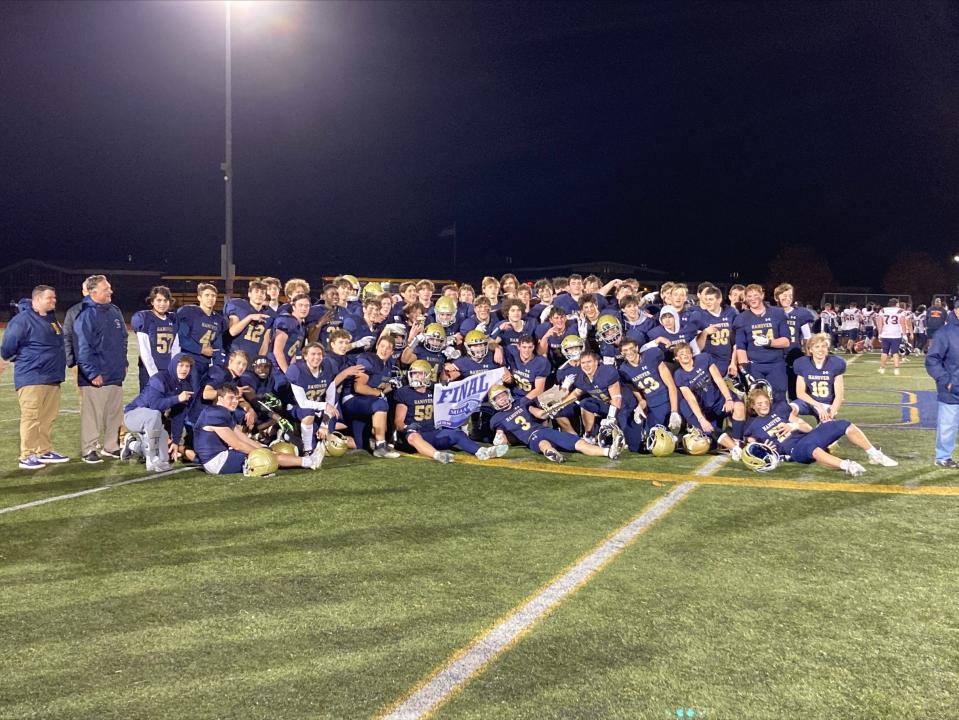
xmin=846 ymin=389 xmax=937 ymax=429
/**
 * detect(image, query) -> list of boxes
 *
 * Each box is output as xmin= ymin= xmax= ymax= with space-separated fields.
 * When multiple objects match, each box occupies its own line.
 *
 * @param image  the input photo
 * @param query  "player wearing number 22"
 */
xmin=131 ymin=286 xmax=178 ymax=392
xmin=733 ymin=283 xmax=790 ymax=402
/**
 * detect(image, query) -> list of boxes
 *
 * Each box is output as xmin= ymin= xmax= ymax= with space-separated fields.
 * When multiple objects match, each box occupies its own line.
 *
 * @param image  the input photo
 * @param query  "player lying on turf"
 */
xmin=742 ymin=386 xmax=898 ymax=476
xmin=394 ymin=360 xmax=509 ymax=463
xmin=488 ymin=383 xmax=624 ymax=463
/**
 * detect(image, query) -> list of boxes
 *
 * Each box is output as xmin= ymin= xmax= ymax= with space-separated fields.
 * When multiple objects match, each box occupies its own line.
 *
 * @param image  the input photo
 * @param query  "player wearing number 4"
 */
xmin=176 ymin=283 xmax=225 ymax=379
xmin=131 ymin=286 xmax=178 ymax=392
xmin=394 ymin=360 xmax=508 ymax=463
xmin=792 ymin=333 xmax=846 ymax=422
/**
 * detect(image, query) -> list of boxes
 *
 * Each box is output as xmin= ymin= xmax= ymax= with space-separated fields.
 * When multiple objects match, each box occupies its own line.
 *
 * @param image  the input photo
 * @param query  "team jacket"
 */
xmin=0 ymin=305 xmax=67 ymax=389
xmin=75 ymin=296 xmax=129 ymax=387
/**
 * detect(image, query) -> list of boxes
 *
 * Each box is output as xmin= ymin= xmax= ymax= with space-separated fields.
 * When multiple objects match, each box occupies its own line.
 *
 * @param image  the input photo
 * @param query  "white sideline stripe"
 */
xmin=380 ymin=458 xmax=728 ymax=720
xmin=0 ymin=466 xmax=196 ymax=516
xmin=0 ymin=408 xmax=80 ymax=425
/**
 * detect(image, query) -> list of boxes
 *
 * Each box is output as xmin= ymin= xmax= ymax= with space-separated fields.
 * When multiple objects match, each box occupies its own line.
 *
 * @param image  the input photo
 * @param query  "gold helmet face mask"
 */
xmin=325 ymin=431 xmax=349 ymax=457
xmin=423 ymin=323 xmax=446 ymax=353
xmin=596 ymin=314 xmax=622 ymax=345
xmin=488 ymin=383 xmax=513 ymax=411
xmin=434 ymin=296 xmax=457 ymax=328
xmin=408 ymin=359 xmax=434 ymax=388
xmin=560 ymin=335 xmax=584 ymax=361
xmin=464 ymin=329 xmax=490 ymax=361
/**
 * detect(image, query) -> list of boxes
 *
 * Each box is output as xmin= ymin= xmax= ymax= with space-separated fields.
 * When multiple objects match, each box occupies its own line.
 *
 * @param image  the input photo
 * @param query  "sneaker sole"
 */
xmin=38 ymin=457 xmax=70 ymax=464
xmin=19 ymin=464 xmax=44 ymax=470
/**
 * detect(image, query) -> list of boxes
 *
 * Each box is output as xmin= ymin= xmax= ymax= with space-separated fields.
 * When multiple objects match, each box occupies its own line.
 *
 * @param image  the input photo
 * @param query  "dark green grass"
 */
xmin=437 ymin=485 xmax=959 ymax=720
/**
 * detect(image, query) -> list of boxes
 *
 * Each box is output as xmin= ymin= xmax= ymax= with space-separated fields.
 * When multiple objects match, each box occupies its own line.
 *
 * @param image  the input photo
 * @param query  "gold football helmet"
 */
xmin=596 ymin=314 xmax=622 ymax=345
xmin=464 ymin=329 xmax=490 ymax=361
xmin=408 ymin=359 xmax=434 ymax=388
xmin=423 ymin=322 xmax=446 ymax=353
xmin=682 ymin=428 xmax=712 ymax=455
xmin=488 ymin=384 xmax=513 ymax=411
xmin=434 ymin=296 xmax=458 ymax=328
xmin=645 ymin=425 xmax=677 ymax=457
xmin=560 ymin=334 xmax=585 ymax=361
xmin=325 ymin=431 xmax=349 ymax=457
xmin=243 ymin=448 xmax=279 ymax=477
xmin=269 ymin=441 xmax=298 ymax=456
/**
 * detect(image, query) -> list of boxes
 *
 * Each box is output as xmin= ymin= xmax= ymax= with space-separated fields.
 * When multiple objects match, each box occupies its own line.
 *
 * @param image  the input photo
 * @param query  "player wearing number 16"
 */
xmin=792 ymin=333 xmax=846 ymax=422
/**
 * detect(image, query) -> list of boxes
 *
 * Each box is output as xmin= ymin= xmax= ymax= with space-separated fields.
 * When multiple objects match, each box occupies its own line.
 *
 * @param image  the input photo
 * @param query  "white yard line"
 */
xmin=378 ymin=457 xmax=729 ymax=720
xmin=0 ymin=466 xmax=196 ymax=516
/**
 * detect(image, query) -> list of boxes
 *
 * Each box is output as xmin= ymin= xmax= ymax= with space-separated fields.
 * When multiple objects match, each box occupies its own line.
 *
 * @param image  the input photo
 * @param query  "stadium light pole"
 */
xmin=220 ymin=0 xmax=235 ymax=300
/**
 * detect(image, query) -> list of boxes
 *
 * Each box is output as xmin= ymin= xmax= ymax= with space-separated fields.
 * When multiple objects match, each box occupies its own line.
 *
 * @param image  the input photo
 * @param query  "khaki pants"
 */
xmin=79 ymin=385 xmax=124 ymax=455
xmin=17 ymin=384 xmax=62 ymax=460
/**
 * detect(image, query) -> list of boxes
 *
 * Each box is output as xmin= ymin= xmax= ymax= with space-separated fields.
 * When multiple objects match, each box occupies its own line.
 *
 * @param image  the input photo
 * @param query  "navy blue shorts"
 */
xmin=751 ymin=361 xmax=788 ymax=402
xmin=412 ymin=428 xmax=480 ymax=455
xmin=789 ymin=419 xmax=850 ymax=464
xmin=202 ymin=448 xmax=247 ymax=475
xmin=880 ymin=338 xmax=901 ymax=354
xmin=841 ymin=329 xmax=860 ymax=341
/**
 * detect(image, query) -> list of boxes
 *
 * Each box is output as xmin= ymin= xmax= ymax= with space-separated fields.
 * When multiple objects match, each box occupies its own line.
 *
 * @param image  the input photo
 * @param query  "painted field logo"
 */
xmin=433 ymin=367 xmax=504 ymax=429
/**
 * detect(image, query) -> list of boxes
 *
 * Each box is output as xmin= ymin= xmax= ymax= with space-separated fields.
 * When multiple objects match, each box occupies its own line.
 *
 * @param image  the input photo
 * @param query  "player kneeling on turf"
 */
xmin=743 ymin=386 xmax=897 ymax=477
xmin=394 ymin=360 xmax=508 ymax=464
xmin=488 ymin=384 xmax=624 ymax=463
xmin=195 ymin=383 xmax=323 ymax=475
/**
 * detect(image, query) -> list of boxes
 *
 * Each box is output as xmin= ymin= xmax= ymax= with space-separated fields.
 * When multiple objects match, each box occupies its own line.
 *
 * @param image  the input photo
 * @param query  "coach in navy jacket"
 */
xmin=0 ymin=285 xmax=69 ymax=468
xmin=75 ymin=275 xmax=128 ymax=462
xmin=925 ymin=322 xmax=959 ymax=467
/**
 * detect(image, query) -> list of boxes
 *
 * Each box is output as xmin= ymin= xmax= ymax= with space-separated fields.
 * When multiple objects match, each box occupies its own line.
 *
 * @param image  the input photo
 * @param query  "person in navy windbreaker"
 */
xmin=75 ymin=275 xmax=128 ymax=464
xmin=0 ymin=285 xmax=69 ymax=469
xmin=926 ymin=317 xmax=959 ymax=469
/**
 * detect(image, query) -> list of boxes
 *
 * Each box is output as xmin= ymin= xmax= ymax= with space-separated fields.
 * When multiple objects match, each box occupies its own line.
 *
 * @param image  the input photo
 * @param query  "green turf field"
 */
xmin=1 ymin=340 xmax=957 ymax=719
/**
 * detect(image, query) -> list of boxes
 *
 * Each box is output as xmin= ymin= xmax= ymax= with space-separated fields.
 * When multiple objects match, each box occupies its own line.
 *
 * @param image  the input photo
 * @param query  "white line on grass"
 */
xmin=0 ymin=466 xmax=196 ymax=516
xmin=379 ymin=457 xmax=728 ymax=720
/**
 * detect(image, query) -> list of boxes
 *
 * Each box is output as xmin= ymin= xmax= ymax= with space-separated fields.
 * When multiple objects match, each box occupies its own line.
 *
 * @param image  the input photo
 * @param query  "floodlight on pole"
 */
xmin=952 ymin=254 xmax=959 ymax=263
xmin=220 ymin=0 xmax=235 ymax=300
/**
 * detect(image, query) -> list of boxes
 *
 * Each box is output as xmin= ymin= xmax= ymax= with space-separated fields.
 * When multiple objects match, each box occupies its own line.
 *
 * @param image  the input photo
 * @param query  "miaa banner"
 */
xmin=433 ymin=368 xmax=505 ymax=429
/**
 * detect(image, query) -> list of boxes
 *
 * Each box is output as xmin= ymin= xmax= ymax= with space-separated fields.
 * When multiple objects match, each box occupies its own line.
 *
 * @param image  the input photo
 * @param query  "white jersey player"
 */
xmin=876 ymin=299 xmax=907 ymax=375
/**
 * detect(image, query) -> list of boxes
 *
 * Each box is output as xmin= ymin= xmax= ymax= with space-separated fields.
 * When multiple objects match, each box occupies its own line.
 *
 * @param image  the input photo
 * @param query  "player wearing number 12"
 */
xmin=224 ymin=279 xmax=272 ymax=361
xmin=131 ymin=285 xmax=178 ymax=392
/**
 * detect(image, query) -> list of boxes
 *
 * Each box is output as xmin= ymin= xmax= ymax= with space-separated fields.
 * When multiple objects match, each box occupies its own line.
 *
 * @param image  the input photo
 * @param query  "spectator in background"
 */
xmin=75 ymin=275 xmax=129 ymax=464
xmin=0 ymin=285 xmax=69 ymax=470
xmin=926 ymin=317 xmax=959 ymax=469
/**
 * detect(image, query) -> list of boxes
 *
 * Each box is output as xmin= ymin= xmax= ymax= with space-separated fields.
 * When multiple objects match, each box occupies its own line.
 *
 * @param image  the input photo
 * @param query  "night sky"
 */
xmin=2 ymin=0 xmax=958 ymax=285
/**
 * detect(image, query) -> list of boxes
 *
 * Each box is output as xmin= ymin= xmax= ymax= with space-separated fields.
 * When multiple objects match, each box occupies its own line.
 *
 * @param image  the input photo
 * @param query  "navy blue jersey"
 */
xmin=176 ymin=305 xmax=224 ymax=364
xmin=618 ymin=346 xmax=670 ymax=407
xmin=645 ymin=326 xmax=685 ymax=356
xmin=733 ymin=306 xmax=790 ymax=363
xmin=286 ymin=359 xmax=333 ymax=404
xmin=194 ymin=405 xmax=237 ymax=463
xmin=555 ymin=360 xmax=581 ymax=389
xmin=744 ymin=402 xmax=800 ymax=455
xmin=574 ymin=364 xmax=636 ymax=411
xmin=793 ymin=354 xmax=846 ymax=405
xmin=224 ymin=298 xmax=270 ymax=358
xmin=783 ymin=306 xmax=816 ymax=351
xmin=348 ymin=321 xmax=386 ymax=357
xmin=459 ymin=316 xmax=492 ymax=335
xmin=269 ymin=313 xmax=306 ymax=368
xmin=319 ymin=306 xmax=360 ymax=346
xmin=411 ymin=344 xmax=445 ymax=383
xmin=673 ymin=354 xmax=723 ymax=407
xmin=624 ymin=316 xmax=655 ymax=347
xmin=599 ymin=342 xmax=622 ymax=365
xmin=239 ymin=369 xmax=281 ymax=398
xmin=205 ymin=364 xmax=245 ymax=391
xmin=491 ymin=318 xmax=537 ymax=348
xmin=491 ymin=398 xmax=546 ymax=447
xmin=454 ymin=353 xmax=501 ymax=377
xmin=394 ymin=385 xmax=436 ymax=433
xmin=356 ymin=352 xmax=394 ymax=391
xmin=535 ymin=319 xmax=578 ymax=370
xmin=692 ymin=305 xmax=739 ymax=367
xmin=321 ymin=352 xmax=352 ymax=396
xmin=505 ymin=345 xmax=551 ymax=398
xmin=132 ymin=310 xmax=177 ymax=374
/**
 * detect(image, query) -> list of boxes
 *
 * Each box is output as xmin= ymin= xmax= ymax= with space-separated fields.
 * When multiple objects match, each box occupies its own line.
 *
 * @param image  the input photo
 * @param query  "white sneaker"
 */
xmin=607 ymin=427 xmax=626 ymax=460
xmin=729 ymin=444 xmax=742 ymax=462
xmin=843 ymin=460 xmax=866 ymax=477
xmin=309 ymin=443 xmax=326 ymax=469
xmin=544 ymin=448 xmax=566 ymax=463
xmin=373 ymin=442 xmax=401 ymax=459
xmin=878 ymin=368 xmax=885 ymax=375
xmin=434 ymin=451 xmax=455 ymax=464
xmin=120 ymin=433 xmax=138 ymax=461
xmin=475 ymin=446 xmax=494 ymax=461
xmin=868 ymin=449 xmax=898 ymax=467
xmin=893 ymin=368 xmax=900 ymax=376
xmin=151 ymin=461 xmax=172 ymax=473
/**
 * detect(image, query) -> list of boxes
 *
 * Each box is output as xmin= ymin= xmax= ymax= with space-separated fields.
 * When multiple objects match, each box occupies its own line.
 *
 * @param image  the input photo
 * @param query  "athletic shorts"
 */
xmin=880 ymin=338 xmax=901 ymax=355
xmin=841 ymin=329 xmax=860 ymax=341
xmin=202 ymin=448 xmax=247 ymax=475
xmin=528 ymin=428 xmax=580 ymax=453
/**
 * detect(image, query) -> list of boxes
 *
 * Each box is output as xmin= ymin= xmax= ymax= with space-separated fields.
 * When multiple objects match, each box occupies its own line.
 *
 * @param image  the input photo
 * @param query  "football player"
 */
xmin=488 ymin=384 xmax=623 ymax=463
xmin=394 ymin=360 xmax=508 ymax=463
xmin=401 ymin=321 xmax=448 ymax=384
xmin=286 ymin=342 xmax=360 ymax=456
xmin=536 ymin=306 xmax=577 ymax=370
xmin=792 ymin=333 xmax=846 ymax=422
xmin=194 ymin=384 xmax=323 ymax=474
xmin=262 ymin=276 xmax=282 ymax=313
xmin=692 ymin=285 xmax=738 ymax=376
xmin=504 ymin=335 xmax=551 ymax=403
xmin=460 ymin=296 xmax=493 ymax=335
xmin=341 ymin=335 xmax=401 ymax=458
xmin=839 ymin=303 xmax=862 ymax=353
xmin=224 ymin=279 xmax=272 ymax=361
xmin=618 ymin=337 xmax=682 ymax=435
xmin=491 ymin=299 xmax=536 ymax=348
xmin=132 ymin=285 xmax=178 ymax=391
xmin=270 ymin=293 xmax=310 ymax=376
xmin=550 ymin=335 xmax=586 ymax=434
xmin=642 ymin=306 xmax=695 ymax=361
xmin=774 ymin=283 xmax=815 ymax=400
xmin=595 ymin=313 xmax=624 ymax=365
xmin=175 ymin=283 xmax=225 ymax=378
xmin=672 ymin=341 xmax=745 ymax=456
xmin=732 ymin=284 xmax=791 ymax=402
xmin=876 ymin=298 xmax=908 ymax=375
xmin=744 ymin=385 xmax=896 ymax=476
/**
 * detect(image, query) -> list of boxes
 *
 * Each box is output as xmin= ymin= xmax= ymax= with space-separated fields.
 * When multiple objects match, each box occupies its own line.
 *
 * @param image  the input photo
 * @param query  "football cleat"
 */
xmin=645 ymin=425 xmax=677 ymax=457
xmin=434 ymin=451 xmax=455 ymax=464
xmin=544 ymin=447 xmax=566 ymax=463
xmin=607 ymin=426 xmax=626 ymax=460
xmin=407 ymin=359 xmax=434 ymax=388
xmin=741 ymin=442 xmax=780 ymax=472
xmin=867 ymin=448 xmax=898 ymax=467
xmin=595 ymin=314 xmax=622 ymax=345
xmin=243 ymin=448 xmax=278 ymax=477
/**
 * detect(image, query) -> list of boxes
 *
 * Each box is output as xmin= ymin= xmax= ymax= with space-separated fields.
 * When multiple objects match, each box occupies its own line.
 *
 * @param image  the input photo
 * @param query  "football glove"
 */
xmin=668 ymin=411 xmax=683 ymax=434
xmin=600 ymin=417 xmax=617 ymax=431
xmin=753 ymin=335 xmax=770 ymax=347
xmin=561 ymin=374 xmax=576 ymax=390
xmin=443 ymin=346 xmax=461 ymax=360
xmin=632 ymin=406 xmax=646 ymax=424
